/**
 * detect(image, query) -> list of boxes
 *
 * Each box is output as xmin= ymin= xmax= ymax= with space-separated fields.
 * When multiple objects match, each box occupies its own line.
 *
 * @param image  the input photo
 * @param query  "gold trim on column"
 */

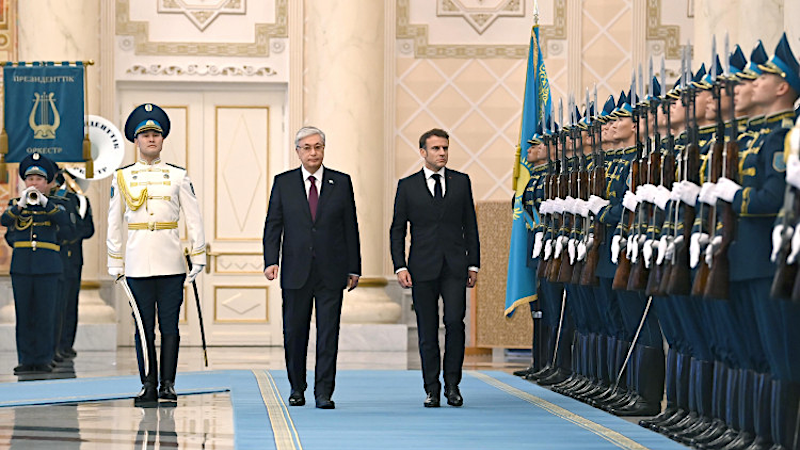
xmin=213 ymin=106 xmax=270 ymax=242
xmin=116 ymin=0 xmax=288 ymax=57
xmin=396 ymin=0 xmax=565 ymax=59
xmin=214 ymin=285 xmax=269 ymax=323
xmin=646 ymin=0 xmax=681 ymax=60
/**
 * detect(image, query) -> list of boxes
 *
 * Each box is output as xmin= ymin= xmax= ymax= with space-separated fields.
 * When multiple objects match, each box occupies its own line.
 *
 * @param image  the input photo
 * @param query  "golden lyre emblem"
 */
xmin=29 ymin=92 xmax=61 ymax=139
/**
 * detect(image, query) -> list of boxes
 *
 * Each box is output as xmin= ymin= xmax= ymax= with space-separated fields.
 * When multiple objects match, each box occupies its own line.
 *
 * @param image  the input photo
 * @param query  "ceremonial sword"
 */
xmin=115 ymin=274 xmax=150 ymax=377
xmin=185 ymin=249 xmax=209 ymax=367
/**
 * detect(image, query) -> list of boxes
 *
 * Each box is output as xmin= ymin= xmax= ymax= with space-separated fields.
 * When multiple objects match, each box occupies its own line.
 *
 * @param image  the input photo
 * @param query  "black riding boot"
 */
xmin=134 ymin=335 xmax=158 ymax=407
xmin=159 ymin=335 xmax=180 ymax=403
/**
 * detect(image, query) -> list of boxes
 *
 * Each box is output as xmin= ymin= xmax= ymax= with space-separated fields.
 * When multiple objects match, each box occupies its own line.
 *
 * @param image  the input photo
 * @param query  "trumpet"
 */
xmin=24 ymin=189 xmax=41 ymax=206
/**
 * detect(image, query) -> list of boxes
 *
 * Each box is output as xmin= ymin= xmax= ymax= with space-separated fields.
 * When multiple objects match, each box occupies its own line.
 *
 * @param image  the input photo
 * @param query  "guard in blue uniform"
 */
xmin=1 ymin=153 xmax=71 ymax=375
xmin=108 ymin=104 xmax=207 ymax=407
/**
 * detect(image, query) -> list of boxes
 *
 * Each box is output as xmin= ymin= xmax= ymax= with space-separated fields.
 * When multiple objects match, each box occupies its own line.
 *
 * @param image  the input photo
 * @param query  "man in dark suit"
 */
xmin=263 ymin=126 xmax=361 ymax=410
xmin=390 ymin=128 xmax=480 ymax=408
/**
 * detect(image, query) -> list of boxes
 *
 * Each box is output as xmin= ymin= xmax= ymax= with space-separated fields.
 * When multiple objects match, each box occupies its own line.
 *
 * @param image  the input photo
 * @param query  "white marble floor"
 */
xmin=0 ymin=347 xmax=529 ymax=449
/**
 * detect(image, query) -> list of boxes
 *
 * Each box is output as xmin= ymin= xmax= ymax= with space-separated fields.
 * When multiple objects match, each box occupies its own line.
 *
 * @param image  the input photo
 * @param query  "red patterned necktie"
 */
xmin=308 ymin=175 xmax=319 ymax=221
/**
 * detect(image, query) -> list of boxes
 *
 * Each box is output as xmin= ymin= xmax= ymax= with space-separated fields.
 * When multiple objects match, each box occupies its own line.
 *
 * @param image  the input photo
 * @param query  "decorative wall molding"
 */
xmin=116 ymin=0 xmax=287 ymax=57
xmin=437 ymin=0 xmax=525 ymax=35
xmin=126 ymin=64 xmax=277 ymax=77
xmin=398 ymin=0 xmax=566 ymax=59
xmin=646 ymin=0 xmax=681 ymax=59
xmin=158 ymin=0 xmax=246 ymax=32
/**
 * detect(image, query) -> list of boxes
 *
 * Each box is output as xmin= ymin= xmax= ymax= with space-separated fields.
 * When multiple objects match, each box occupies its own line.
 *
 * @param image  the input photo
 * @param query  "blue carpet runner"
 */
xmin=0 ymin=369 xmax=687 ymax=450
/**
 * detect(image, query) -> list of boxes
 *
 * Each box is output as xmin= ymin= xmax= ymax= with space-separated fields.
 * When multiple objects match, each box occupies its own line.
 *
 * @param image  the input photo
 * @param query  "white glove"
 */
xmin=656 ymin=236 xmax=669 ymax=266
xmin=670 ymin=182 xmax=683 ymax=201
xmin=563 ymin=196 xmax=576 ymax=214
xmin=715 ymin=177 xmax=742 ymax=203
xmin=544 ymin=239 xmax=553 ymax=260
xmin=643 ymin=239 xmax=655 ymax=268
xmin=611 ymin=235 xmax=622 ymax=264
xmin=532 ymin=232 xmax=544 ymax=258
xmin=568 ymin=238 xmax=577 ymax=264
xmin=551 ymin=198 xmax=564 ymax=214
xmin=577 ymin=238 xmax=588 ymax=261
xmin=789 ymin=225 xmax=800 ymax=264
xmin=665 ymin=237 xmax=677 ymax=263
xmin=554 ymin=235 xmax=567 ymax=258
xmin=185 ymin=264 xmax=204 ymax=285
xmin=629 ymin=234 xmax=640 ymax=263
xmin=690 ymin=232 xmax=710 ymax=269
xmin=787 ymin=153 xmax=800 ymax=189
xmin=38 ymin=192 xmax=48 ymax=207
xmin=772 ymin=225 xmax=788 ymax=262
xmin=587 ymin=195 xmax=610 ymax=215
xmin=623 ymin=191 xmax=639 ymax=212
xmin=698 ymin=182 xmax=718 ymax=205
xmin=636 ymin=184 xmax=655 ymax=203
xmin=108 ymin=267 xmax=124 ymax=278
xmin=575 ymin=199 xmax=590 ymax=218
xmin=540 ymin=200 xmax=552 ymax=214
xmin=653 ymin=186 xmax=672 ymax=210
xmin=705 ymin=236 xmax=722 ymax=267
xmin=679 ymin=181 xmax=701 ymax=206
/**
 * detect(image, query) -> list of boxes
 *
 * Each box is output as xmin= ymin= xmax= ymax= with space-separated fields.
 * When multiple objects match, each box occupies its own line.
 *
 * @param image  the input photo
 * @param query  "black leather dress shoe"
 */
xmin=13 ymin=364 xmax=35 ymax=375
xmin=444 ymin=386 xmax=463 ymax=407
xmin=423 ymin=391 xmax=440 ymax=408
xmin=315 ymin=397 xmax=335 ymax=409
xmin=134 ymin=383 xmax=159 ymax=408
xmin=288 ymin=391 xmax=305 ymax=406
xmin=159 ymin=381 xmax=178 ymax=401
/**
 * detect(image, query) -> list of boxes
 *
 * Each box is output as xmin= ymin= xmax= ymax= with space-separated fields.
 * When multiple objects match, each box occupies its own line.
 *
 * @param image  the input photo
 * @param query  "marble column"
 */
xmin=694 ymin=0 xmax=784 ymax=63
xmin=303 ymin=1 xmax=402 ymax=334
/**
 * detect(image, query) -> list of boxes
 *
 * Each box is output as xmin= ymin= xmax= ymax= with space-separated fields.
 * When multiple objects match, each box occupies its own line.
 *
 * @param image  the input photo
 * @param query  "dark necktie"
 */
xmin=432 ymin=173 xmax=443 ymax=200
xmin=308 ymin=175 xmax=319 ymax=221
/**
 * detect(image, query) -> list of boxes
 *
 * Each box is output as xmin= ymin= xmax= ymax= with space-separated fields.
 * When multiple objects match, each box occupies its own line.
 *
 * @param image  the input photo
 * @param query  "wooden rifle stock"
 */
xmin=705 ymin=138 xmax=739 ymax=299
xmin=646 ymin=151 xmax=675 ymax=296
xmin=666 ymin=141 xmax=700 ymax=295
xmin=557 ymin=166 xmax=579 ymax=283
xmin=536 ymin=169 xmax=555 ymax=279
xmin=570 ymin=161 xmax=590 ymax=285
xmin=548 ymin=170 xmax=569 ymax=282
xmin=771 ymin=188 xmax=800 ymax=299
xmin=691 ymin=138 xmax=723 ymax=295
xmin=580 ymin=154 xmax=605 ymax=286
xmin=627 ymin=150 xmax=660 ymax=291
xmin=612 ymin=157 xmax=639 ymax=290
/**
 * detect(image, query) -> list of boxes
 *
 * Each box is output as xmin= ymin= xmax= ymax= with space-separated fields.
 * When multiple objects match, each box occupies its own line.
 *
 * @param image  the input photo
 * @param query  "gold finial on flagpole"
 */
xmin=534 ymin=0 xmax=539 ymax=25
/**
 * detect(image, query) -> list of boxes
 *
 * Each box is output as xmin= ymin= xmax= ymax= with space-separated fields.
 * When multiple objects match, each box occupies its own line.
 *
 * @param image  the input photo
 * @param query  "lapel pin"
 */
xmin=329 ymin=179 xmax=334 ymax=184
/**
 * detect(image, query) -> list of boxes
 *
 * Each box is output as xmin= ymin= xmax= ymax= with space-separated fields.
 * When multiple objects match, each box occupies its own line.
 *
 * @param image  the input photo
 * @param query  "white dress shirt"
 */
xmin=301 ymin=165 xmax=324 ymax=198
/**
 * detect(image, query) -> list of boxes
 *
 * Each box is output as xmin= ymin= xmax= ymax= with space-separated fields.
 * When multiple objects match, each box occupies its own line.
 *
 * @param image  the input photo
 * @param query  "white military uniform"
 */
xmin=107 ymin=157 xmax=206 ymax=277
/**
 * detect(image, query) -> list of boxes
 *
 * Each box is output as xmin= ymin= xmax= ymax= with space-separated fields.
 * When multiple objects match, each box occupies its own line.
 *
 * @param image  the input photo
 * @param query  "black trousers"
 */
xmin=11 ymin=274 xmax=58 ymax=366
xmin=282 ymin=263 xmax=344 ymax=399
xmin=412 ymin=263 xmax=467 ymax=393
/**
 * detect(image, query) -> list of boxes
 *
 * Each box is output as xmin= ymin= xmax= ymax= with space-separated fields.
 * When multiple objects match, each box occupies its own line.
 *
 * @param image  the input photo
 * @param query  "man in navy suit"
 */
xmin=390 ymin=128 xmax=481 ymax=407
xmin=263 ymin=126 xmax=361 ymax=409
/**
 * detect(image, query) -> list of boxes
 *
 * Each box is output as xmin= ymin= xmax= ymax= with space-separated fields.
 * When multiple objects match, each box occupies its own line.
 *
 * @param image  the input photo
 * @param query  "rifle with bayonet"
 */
xmin=612 ymin=72 xmax=642 ymax=291
xmin=570 ymin=92 xmax=592 ymax=285
xmin=657 ymin=75 xmax=679 ymax=296
xmin=548 ymin=99 xmax=569 ymax=282
xmin=558 ymin=96 xmax=580 ymax=283
xmin=580 ymin=87 xmax=604 ymax=287
xmin=692 ymin=40 xmax=723 ymax=296
xmin=536 ymin=114 xmax=556 ymax=279
xmin=628 ymin=64 xmax=659 ymax=291
xmin=667 ymin=44 xmax=701 ymax=296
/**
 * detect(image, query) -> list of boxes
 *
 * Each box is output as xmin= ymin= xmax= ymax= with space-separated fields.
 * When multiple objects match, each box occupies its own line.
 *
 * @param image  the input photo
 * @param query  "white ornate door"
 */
xmin=118 ymin=86 xmax=286 ymax=346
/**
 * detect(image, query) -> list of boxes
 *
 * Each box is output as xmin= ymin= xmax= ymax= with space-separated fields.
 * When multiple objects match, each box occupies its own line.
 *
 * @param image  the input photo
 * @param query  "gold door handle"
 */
xmin=205 ymin=243 xmax=222 ymax=273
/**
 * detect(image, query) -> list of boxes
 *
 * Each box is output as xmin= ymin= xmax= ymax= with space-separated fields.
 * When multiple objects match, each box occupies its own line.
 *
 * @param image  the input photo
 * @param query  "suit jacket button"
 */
xmin=312 ymin=227 xmax=316 ymax=232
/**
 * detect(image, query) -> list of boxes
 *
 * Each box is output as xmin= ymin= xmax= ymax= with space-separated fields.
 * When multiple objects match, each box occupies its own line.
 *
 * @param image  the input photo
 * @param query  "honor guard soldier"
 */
xmin=1 ymin=153 xmax=72 ymax=375
xmin=107 ymin=103 xmax=207 ymax=407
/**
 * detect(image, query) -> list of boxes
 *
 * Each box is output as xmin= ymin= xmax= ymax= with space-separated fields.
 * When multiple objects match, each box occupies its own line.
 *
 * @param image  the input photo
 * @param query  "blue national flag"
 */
xmin=505 ymin=21 xmax=551 ymax=318
xmin=4 ymin=62 xmax=85 ymax=163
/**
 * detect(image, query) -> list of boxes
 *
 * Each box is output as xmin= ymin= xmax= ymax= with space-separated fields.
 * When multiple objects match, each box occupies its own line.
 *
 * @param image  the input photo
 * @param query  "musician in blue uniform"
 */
xmin=1 ymin=153 xmax=71 ymax=375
